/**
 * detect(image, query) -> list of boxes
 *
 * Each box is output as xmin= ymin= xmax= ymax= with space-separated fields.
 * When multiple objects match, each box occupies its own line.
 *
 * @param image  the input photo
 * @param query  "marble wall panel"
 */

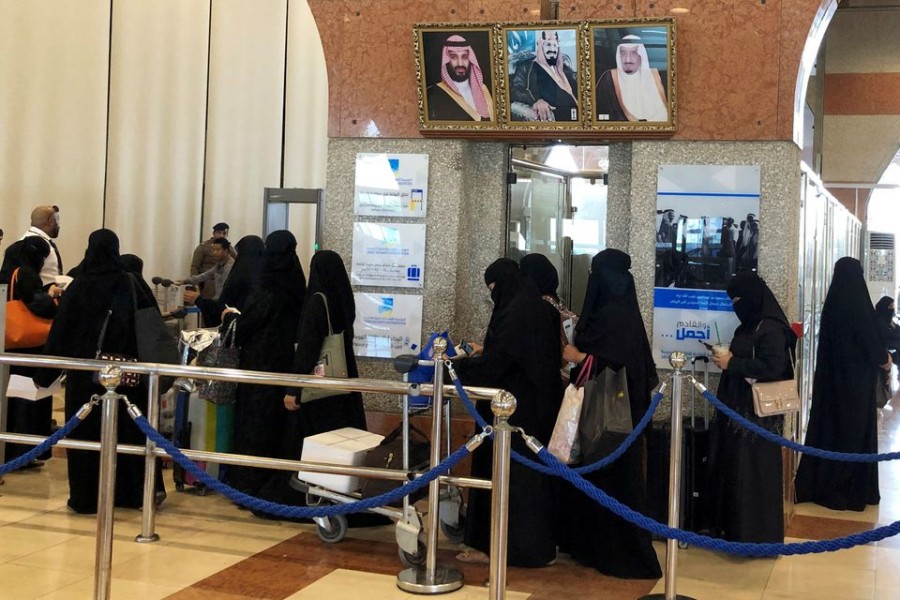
xmin=470 ymin=0 xmax=542 ymax=22
xmin=558 ymin=0 xmax=632 ymax=21
xmin=308 ymin=0 xmax=346 ymax=138
xmin=825 ymin=73 xmax=900 ymax=115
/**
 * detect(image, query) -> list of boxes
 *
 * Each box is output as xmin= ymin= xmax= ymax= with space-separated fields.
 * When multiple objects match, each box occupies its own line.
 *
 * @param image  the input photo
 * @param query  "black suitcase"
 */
xmin=645 ymin=356 xmax=712 ymax=533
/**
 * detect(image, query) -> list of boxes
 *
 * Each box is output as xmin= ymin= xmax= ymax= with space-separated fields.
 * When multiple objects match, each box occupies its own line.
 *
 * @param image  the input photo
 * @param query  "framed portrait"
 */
xmin=415 ymin=25 xmax=499 ymax=130
xmin=501 ymin=24 xmax=583 ymax=129
xmin=587 ymin=19 xmax=676 ymax=132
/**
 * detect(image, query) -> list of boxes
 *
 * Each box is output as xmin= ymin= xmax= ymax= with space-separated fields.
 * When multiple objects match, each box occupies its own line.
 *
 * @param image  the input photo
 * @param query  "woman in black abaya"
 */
xmin=453 ymin=258 xmax=561 ymax=568
xmin=707 ymin=272 xmax=796 ymax=543
xmin=561 ymin=249 xmax=661 ymax=579
xmin=795 ymin=257 xmax=890 ymax=511
xmin=225 ymin=231 xmax=305 ymax=496
xmin=34 ymin=230 xmax=165 ymax=513
xmin=0 ymin=237 xmax=59 ymax=464
xmin=194 ymin=235 xmax=265 ymax=324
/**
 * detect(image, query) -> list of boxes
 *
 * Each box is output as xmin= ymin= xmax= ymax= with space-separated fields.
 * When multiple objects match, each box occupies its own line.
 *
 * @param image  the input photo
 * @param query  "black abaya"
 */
xmin=562 ymin=249 xmax=661 ymax=579
xmin=796 ymin=257 xmax=885 ymax=511
xmin=453 ymin=258 xmax=561 ymax=568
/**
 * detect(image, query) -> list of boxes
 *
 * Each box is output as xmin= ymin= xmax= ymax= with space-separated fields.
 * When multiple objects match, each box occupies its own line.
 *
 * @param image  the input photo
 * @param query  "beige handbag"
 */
xmin=750 ymin=321 xmax=799 ymax=417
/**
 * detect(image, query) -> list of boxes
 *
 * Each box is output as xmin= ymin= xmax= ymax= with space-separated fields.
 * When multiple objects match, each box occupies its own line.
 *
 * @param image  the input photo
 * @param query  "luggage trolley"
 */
xmin=288 ymin=350 xmax=465 ymax=568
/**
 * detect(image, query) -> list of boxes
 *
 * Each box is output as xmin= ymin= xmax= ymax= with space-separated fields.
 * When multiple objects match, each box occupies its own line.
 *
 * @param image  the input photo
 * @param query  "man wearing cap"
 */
xmin=595 ymin=35 xmax=668 ymax=122
xmin=21 ymin=205 xmax=64 ymax=287
xmin=190 ymin=222 xmax=235 ymax=300
xmin=427 ymin=34 xmax=494 ymax=122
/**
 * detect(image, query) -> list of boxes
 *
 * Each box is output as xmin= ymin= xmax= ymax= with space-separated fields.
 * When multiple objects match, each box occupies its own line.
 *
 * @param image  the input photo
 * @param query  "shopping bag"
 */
xmin=5 ymin=268 xmax=53 ymax=349
xmin=577 ymin=365 xmax=633 ymax=465
xmin=300 ymin=293 xmax=350 ymax=403
xmin=197 ymin=320 xmax=240 ymax=405
xmin=548 ymin=355 xmax=593 ymax=463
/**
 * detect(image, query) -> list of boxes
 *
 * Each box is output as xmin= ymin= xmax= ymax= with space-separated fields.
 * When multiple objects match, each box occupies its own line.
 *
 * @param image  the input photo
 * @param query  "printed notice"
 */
xmin=354 ymin=153 xmax=429 ymax=217
xmin=350 ymin=222 xmax=426 ymax=288
xmin=352 ymin=293 xmax=423 ymax=358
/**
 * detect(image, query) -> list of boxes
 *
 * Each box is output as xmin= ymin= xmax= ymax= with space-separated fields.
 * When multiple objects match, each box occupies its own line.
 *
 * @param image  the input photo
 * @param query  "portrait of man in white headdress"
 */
xmin=421 ymin=29 xmax=495 ymax=124
xmin=594 ymin=30 xmax=669 ymax=123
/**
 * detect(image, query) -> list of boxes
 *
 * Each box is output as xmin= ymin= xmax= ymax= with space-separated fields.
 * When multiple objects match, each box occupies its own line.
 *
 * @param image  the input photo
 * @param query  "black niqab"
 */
xmin=1 ymin=237 xmax=50 ymax=283
xmin=219 ymin=235 xmax=265 ymax=311
xmin=726 ymin=271 xmax=796 ymax=346
xmin=261 ymin=231 xmax=306 ymax=302
xmin=82 ymin=229 xmax=122 ymax=275
xmin=306 ymin=250 xmax=355 ymax=332
xmin=875 ymin=295 xmax=894 ymax=326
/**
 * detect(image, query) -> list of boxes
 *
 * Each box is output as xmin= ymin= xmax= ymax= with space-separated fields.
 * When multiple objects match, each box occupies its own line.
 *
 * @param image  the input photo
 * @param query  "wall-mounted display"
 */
xmin=651 ymin=165 xmax=761 ymax=369
xmin=352 ymin=293 xmax=423 ymax=358
xmin=415 ymin=26 xmax=497 ymax=129
xmin=414 ymin=18 xmax=676 ymax=138
xmin=502 ymin=25 xmax=581 ymax=128
xmin=354 ymin=153 xmax=429 ymax=217
xmin=350 ymin=222 xmax=426 ymax=288
xmin=587 ymin=21 xmax=675 ymax=133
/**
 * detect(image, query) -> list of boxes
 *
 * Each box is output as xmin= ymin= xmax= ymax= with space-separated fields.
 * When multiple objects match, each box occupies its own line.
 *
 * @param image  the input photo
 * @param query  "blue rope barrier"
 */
xmin=450 ymin=375 xmax=663 ymax=475
xmin=535 ymin=444 xmax=900 ymax=556
xmin=0 ymin=410 xmax=86 ymax=476
xmin=699 ymin=387 xmax=900 ymax=462
xmin=132 ymin=415 xmax=472 ymax=518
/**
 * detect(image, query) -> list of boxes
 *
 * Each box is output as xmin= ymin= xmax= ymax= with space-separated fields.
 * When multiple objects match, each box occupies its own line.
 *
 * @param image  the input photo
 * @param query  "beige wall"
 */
xmin=1 ymin=0 xmax=328 ymax=280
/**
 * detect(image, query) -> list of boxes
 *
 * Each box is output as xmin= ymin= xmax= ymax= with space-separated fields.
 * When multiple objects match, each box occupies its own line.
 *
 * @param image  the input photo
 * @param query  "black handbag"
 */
xmin=197 ymin=320 xmax=240 ymax=405
xmin=359 ymin=423 xmax=430 ymax=506
xmin=128 ymin=274 xmax=179 ymax=391
xmin=94 ymin=309 xmax=141 ymax=388
xmin=577 ymin=364 xmax=633 ymax=465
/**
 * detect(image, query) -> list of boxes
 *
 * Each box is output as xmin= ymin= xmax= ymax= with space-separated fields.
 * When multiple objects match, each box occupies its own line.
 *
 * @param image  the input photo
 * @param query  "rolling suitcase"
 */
xmin=172 ymin=387 xmax=234 ymax=493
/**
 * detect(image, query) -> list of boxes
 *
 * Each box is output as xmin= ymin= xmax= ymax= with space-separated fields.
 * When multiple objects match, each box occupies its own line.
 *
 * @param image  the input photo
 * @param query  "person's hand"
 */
xmin=882 ymin=353 xmax=893 ymax=371
xmin=468 ymin=341 xmax=484 ymax=357
xmin=532 ymin=99 xmax=555 ymax=121
xmin=563 ymin=344 xmax=587 ymax=364
xmin=173 ymin=279 xmax=185 ymax=286
xmin=284 ymin=394 xmax=299 ymax=411
xmin=183 ymin=289 xmax=199 ymax=304
xmin=711 ymin=349 xmax=733 ymax=370
xmin=221 ymin=306 xmax=239 ymax=320
xmin=47 ymin=284 xmax=63 ymax=299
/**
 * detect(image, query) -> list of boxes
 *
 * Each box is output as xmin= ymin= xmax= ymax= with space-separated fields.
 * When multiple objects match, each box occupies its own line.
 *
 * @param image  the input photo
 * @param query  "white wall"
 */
xmin=1 ymin=0 xmax=328 ymax=280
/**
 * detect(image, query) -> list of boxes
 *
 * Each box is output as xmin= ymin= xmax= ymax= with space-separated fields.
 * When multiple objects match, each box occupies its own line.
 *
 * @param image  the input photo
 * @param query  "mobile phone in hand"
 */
xmin=698 ymin=340 xmax=714 ymax=351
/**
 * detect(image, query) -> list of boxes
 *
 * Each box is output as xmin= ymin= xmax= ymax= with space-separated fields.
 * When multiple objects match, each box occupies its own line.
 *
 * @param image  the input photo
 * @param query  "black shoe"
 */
xmin=20 ymin=460 xmax=45 ymax=471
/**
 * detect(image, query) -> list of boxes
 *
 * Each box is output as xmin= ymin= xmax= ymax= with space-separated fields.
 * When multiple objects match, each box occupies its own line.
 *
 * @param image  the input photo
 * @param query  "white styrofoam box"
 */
xmin=297 ymin=427 xmax=385 ymax=494
xmin=5 ymin=375 xmax=61 ymax=401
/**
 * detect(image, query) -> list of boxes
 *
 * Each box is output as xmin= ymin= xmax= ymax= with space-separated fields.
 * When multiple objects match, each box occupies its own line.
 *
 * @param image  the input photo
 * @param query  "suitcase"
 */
xmin=172 ymin=387 xmax=234 ymax=493
xmin=645 ymin=356 xmax=711 ymax=533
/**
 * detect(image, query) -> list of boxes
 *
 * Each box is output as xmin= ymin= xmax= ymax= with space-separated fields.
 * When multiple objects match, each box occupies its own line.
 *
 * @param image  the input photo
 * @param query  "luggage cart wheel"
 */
xmin=175 ymin=482 xmax=185 ymax=492
xmin=196 ymin=484 xmax=209 ymax=497
xmin=398 ymin=539 xmax=427 ymax=568
xmin=440 ymin=511 xmax=466 ymax=544
xmin=678 ymin=541 xmax=688 ymax=549
xmin=316 ymin=514 xmax=348 ymax=543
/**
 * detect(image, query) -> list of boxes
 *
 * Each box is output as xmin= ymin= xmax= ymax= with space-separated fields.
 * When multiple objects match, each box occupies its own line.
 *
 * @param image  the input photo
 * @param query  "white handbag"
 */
xmin=750 ymin=321 xmax=799 ymax=417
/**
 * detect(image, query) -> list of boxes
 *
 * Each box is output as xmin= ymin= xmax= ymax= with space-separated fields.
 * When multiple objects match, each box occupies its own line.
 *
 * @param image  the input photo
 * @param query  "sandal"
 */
xmin=455 ymin=550 xmax=490 ymax=564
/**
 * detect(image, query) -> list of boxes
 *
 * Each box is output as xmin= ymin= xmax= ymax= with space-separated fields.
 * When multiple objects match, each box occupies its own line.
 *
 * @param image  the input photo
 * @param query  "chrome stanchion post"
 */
xmin=397 ymin=337 xmax=464 ymax=594
xmin=136 ymin=372 xmax=161 ymax=543
xmin=94 ymin=365 xmax=123 ymax=600
xmin=489 ymin=390 xmax=515 ymax=600
xmin=640 ymin=352 xmax=695 ymax=600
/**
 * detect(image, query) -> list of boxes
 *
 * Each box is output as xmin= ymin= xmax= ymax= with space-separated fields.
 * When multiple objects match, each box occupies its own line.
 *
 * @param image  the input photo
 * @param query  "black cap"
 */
xmin=213 ymin=222 xmax=229 ymax=232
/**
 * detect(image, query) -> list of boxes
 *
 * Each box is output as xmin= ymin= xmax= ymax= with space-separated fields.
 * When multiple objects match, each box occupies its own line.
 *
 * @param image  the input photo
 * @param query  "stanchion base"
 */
xmin=396 ymin=565 xmax=464 ymax=594
xmin=638 ymin=594 xmax=696 ymax=599
xmin=134 ymin=533 xmax=160 ymax=544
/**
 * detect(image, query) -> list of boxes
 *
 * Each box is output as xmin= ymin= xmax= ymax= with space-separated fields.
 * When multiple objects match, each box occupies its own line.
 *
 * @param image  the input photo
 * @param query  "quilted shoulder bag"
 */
xmin=4 ymin=268 xmax=54 ymax=350
xmin=197 ymin=319 xmax=240 ymax=405
xmin=94 ymin=309 xmax=141 ymax=388
xmin=750 ymin=321 xmax=799 ymax=417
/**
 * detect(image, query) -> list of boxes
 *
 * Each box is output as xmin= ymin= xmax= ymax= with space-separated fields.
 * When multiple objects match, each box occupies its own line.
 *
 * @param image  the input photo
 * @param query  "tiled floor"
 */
xmin=1 ymin=397 xmax=900 ymax=599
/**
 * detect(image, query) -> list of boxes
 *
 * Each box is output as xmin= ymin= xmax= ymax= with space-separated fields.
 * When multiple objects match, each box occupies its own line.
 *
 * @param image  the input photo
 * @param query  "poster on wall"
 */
xmin=652 ymin=164 xmax=761 ymax=369
xmin=353 ymin=293 xmax=424 ymax=358
xmin=350 ymin=222 xmax=427 ymax=288
xmin=354 ymin=153 xmax=429 ymax=217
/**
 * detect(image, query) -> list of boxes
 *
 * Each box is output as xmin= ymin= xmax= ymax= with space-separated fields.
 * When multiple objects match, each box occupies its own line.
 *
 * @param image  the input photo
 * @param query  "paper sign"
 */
xmin=350 ymin=222 xmax=426 ymax=288
xmin=352 ymin=293 xmax=423 ymax=358
xmin=354 ymin=153 xmax=429 ymax=217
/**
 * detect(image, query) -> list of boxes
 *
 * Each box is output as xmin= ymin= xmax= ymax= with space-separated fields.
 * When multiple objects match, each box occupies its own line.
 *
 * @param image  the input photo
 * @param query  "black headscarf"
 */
xmin=260 ymin=230 xmax=306 ymax=302
xmin=120 ymin=254 xmax=144 ymax=276
xmin=726 ymin=272 xmax=791 ymax=331
xmin=573 ymin=249 xmax=658 ymax=421
xmin=306 ymin=250 xmax=355 ymax=332
xmin=520 ymin=253 xmax=560 ymax=299
xmin=82 ymin=229 xmax=122 ymax=275
xmin=875 ymin=295 xmax=895 ymax=328
xmin=0 ymin=237 xmax=51 ymax=283
xmin=821 ymin=257 xmax=876 ymax=332
xmin=219 ymin=235 xmax=265 ymax=311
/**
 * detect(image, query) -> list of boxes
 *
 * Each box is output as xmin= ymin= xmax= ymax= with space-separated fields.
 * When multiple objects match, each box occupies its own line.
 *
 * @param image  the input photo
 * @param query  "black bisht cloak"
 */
xmin=795 ymin=257 xmax=885 ymax=511
xmin=34 ymin=229 xmax=165 ymax=513
xmin=708 ymin=272 xmax=795 ymax=543
xmin=561 ymin=249 xmax=662 ymax=579
xmin=453 ymin=258 xmax=561 ymax=568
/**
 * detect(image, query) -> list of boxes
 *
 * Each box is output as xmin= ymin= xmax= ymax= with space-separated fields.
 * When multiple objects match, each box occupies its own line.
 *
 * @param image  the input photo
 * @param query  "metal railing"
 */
xmin=0 ymin=350 xmax=514 ymax=600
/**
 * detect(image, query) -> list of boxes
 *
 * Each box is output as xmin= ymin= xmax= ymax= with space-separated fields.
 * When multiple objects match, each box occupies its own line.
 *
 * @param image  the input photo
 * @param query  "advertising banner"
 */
xmin=653 ymin=165 xmax=761 ymax=368
xmin=350 ymin=222 xmax=426 ymax=288
xmin=352 ymin=293 xmax=423 ymax=358
xmin=354 ymin=153 xmax=429 ymax=217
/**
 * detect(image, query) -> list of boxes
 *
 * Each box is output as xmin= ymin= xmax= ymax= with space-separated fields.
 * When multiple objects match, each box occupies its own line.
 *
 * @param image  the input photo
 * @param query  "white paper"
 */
xmin=352 ymin=293 xmax=423 ymax=358
xmin=5 ymin=375 xmax=62 ymax=401
xmin=350 ymin=223 xmax=426 ymax=288
xmin=354 ymin=153 xmax=428 ymax=217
